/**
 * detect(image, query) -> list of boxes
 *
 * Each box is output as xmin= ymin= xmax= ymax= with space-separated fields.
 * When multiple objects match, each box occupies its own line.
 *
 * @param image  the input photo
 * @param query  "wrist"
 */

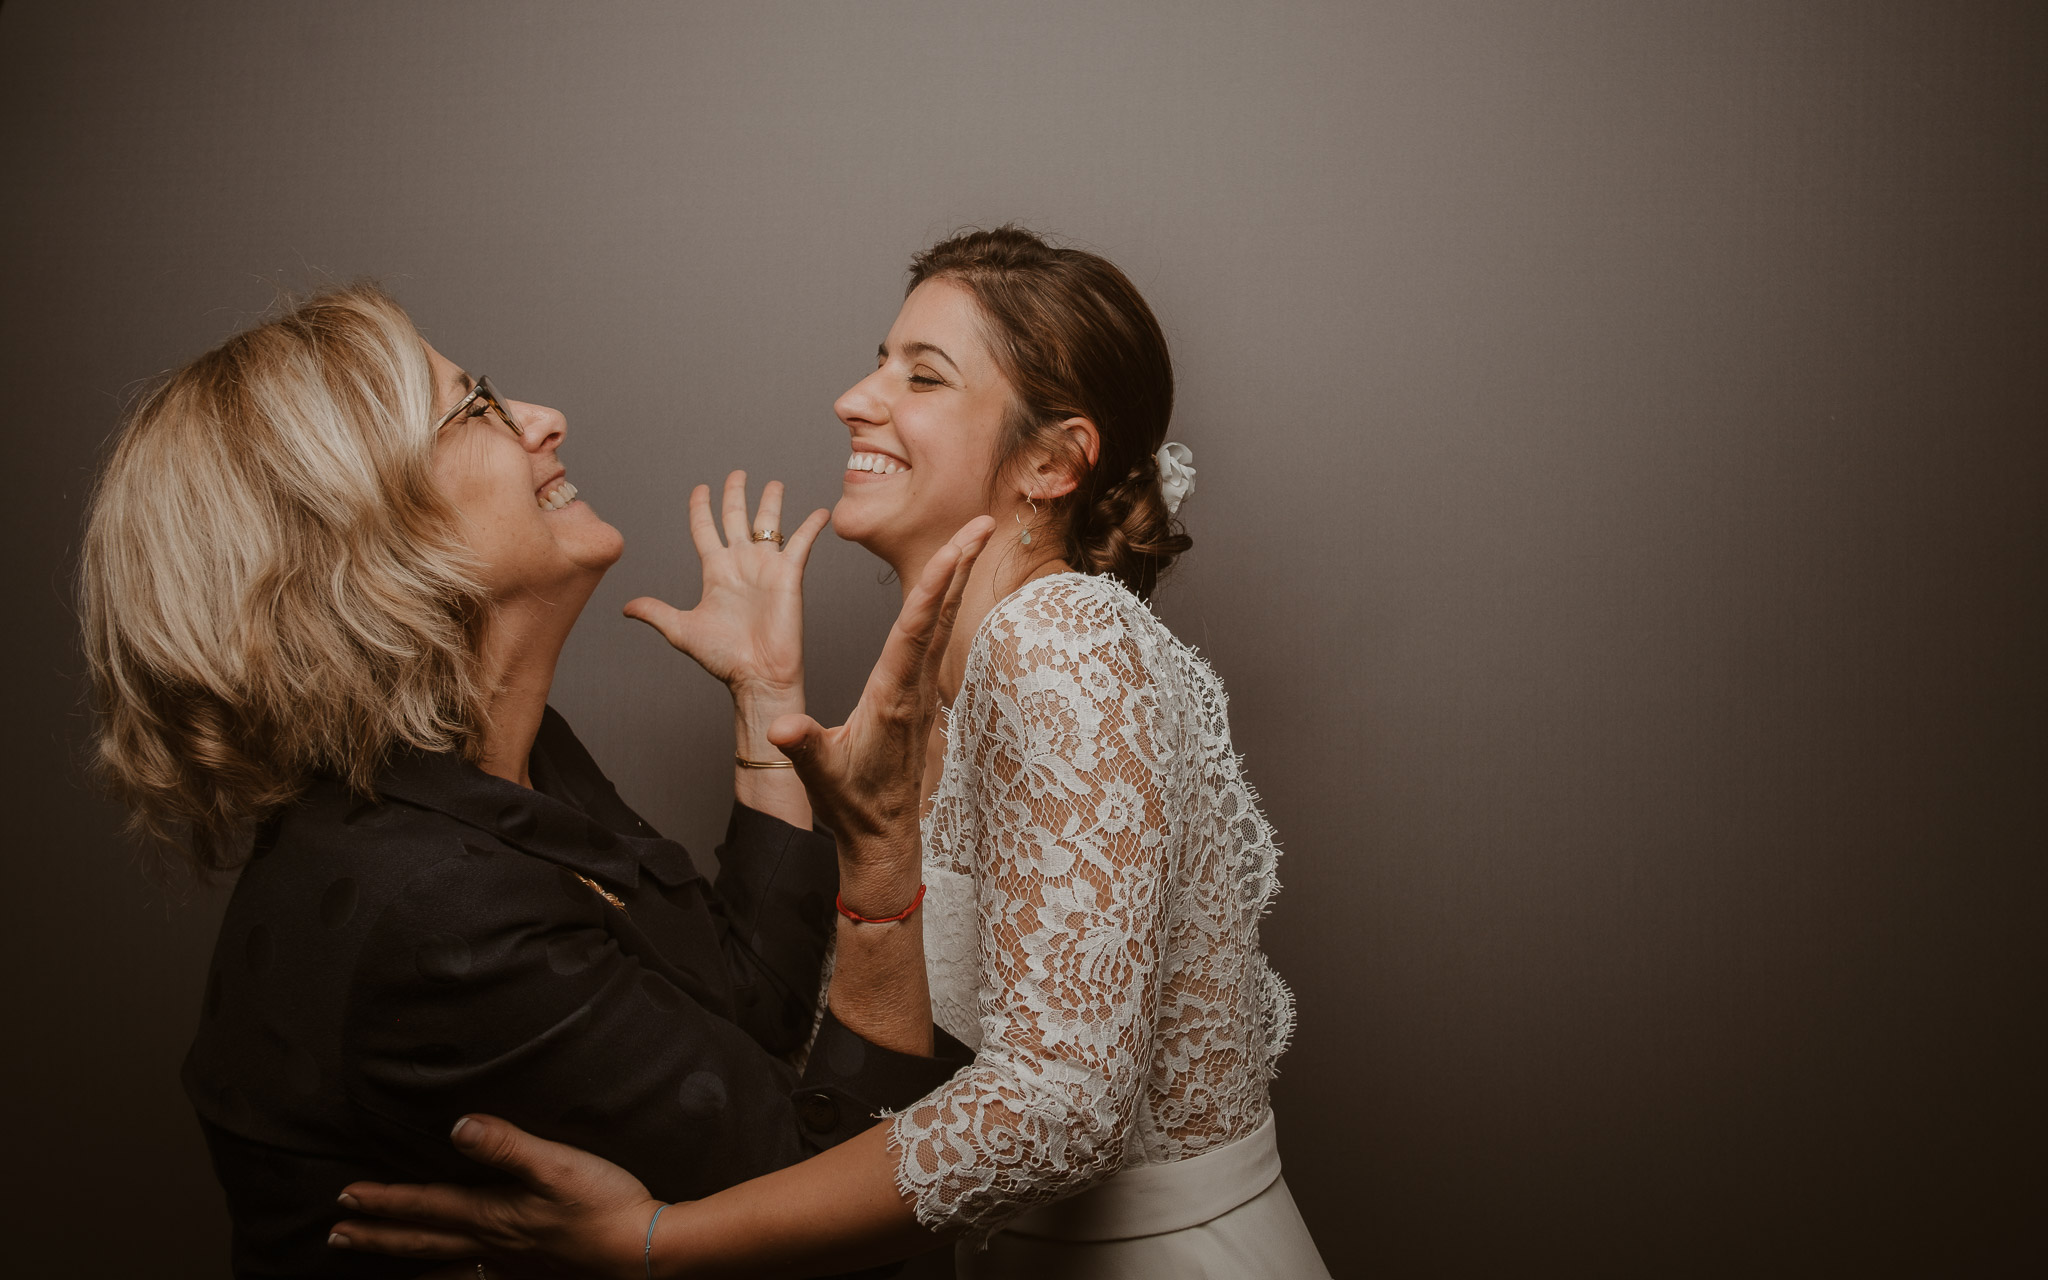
xmin=731 ymin=738 xmax=810 ymax=827
xmin=828 ymin=918 xmax=935 ymax=1057
xmin=591 ymin=1195 xmax=670 ymax=1280
xmin=646 ymin=1197 xmax=739 ymax=1280
xmin=837 ymin=882 xmax=926 ymax=924
xmin=730 ymin=679 xmax=803 ymax=722
xmin=635 ymin=1198 xmax=676 ymax=1280
xmin=835 ymin=857 xmax=923 ymax=920
xmin=732 ymin=688 xmax=802 ymax=764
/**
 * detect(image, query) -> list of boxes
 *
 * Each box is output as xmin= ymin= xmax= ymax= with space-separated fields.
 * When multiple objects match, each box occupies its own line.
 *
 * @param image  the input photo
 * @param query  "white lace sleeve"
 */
xmin=889 ymin=586 xmax=1183 ymax=1235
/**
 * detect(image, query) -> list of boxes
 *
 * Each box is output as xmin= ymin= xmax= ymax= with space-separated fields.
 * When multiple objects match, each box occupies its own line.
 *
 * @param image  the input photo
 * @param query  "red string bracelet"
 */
xmin=835 ymin=883 xmax=927 ymax=925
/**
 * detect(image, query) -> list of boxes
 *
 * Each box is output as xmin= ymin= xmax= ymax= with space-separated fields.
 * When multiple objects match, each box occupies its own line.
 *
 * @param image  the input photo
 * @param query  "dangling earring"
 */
xmin=1017 ymin=496 xmax=1038 ymax=546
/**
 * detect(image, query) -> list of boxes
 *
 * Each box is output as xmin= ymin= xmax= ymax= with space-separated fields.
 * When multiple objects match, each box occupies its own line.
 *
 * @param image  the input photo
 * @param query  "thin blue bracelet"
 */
xmin=644 ymin=1202 xmax=670 ymax=1280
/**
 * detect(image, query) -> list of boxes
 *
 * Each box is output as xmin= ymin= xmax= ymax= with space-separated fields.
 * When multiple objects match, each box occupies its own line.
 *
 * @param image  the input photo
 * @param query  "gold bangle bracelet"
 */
xmin=734 ymin=754 xmax=795 ymax=770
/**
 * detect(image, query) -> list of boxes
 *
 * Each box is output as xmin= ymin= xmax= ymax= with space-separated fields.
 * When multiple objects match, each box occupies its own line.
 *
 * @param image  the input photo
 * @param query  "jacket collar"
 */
xmin=371 ymin=709 xmax=700 ymax=894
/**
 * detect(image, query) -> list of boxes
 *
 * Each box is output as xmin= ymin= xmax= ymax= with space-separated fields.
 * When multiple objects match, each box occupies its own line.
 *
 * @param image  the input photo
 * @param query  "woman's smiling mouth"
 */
xmin=846 ymin=451 xmax=909 ymax=476
xmin=538 ymin=479 xmax=579 ymax=510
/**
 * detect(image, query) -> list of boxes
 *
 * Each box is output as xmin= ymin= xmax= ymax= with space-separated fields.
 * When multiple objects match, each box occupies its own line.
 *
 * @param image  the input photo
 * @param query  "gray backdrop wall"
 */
xmin=3 ymin=2 xmax=2040 ymax=1275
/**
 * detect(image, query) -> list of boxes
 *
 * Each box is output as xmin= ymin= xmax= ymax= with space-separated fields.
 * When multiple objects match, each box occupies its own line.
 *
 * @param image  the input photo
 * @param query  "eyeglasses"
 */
xmin=433 ymin=374 xmax=523 ymax=437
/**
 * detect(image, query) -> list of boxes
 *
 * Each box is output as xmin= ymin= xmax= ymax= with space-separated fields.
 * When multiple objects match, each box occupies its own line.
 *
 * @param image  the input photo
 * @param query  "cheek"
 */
xmin=432 ymin=445 xmax=543 ymax=558
xmin=905 ymin=410 xmax=998 ymax=490
xmin=918 ymin=448 xmax=979 ymax=502
xmin=431 ymin=436 xmax=515 ymax=509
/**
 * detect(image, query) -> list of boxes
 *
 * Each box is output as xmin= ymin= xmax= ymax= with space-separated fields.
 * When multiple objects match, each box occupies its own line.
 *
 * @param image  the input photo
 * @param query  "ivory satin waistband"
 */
xmin=1001 ymin=1112 xmax=1284 ymax=1243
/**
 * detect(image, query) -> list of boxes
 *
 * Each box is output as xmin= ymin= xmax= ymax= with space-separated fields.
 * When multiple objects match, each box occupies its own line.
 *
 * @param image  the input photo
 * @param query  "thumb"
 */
xmin=768 ymin=714 xmax=846 ymax=799
xmin=621 ymin=595 xmax=667 ymax=623
xmin=766 ymin=713 xmax=829 ymax=763
xmin=448 ymin=1115 xmax=579 ymax=1196
xmin=622 ymin=596 xmax=690 ymax=645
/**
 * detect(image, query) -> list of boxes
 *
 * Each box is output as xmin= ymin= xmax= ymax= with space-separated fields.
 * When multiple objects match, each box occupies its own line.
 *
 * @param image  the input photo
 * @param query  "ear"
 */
xmin=1025 ymin=416 xmax=1101 ymax=501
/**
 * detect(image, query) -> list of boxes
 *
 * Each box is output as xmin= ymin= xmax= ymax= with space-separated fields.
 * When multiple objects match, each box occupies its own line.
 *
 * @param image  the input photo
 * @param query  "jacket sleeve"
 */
xmin=534 ymin=709 xmax=833 ymax=1057
xmin=693 ymin=800 xmax=841 ymax=1055
xmin=339 ymin=836 xmax=968 ymax=1204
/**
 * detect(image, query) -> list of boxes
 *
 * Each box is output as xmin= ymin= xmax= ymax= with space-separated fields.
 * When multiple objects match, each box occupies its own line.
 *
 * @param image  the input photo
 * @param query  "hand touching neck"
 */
xmin=895 ymin=519 xmax=1068 ymax=707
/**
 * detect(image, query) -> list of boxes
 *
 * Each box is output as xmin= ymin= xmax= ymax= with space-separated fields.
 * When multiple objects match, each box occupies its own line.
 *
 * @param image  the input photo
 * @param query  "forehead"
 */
xmin=889 ymin=280 xmax=995 ymax=370
xmin=420 ymin=341 xmax=472 ymax=408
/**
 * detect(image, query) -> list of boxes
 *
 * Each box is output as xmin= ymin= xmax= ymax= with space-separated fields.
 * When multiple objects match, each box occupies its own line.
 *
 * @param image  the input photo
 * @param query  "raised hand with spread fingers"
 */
xmin=769 ymin=516 xmax=995 ymax=922
xmin=622 ymin=470 xmax=831 ymax=826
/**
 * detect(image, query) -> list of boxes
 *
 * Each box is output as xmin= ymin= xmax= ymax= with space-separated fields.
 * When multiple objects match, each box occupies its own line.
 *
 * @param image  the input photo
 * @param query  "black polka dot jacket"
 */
xmin=184 ymin=706 xmax=970 ymax=1278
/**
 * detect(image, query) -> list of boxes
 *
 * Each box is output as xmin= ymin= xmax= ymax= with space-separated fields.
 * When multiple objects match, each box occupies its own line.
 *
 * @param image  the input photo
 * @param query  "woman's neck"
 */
xmin=894 ymin=525 xmax=1068 ymax=706
xmin=472 ymin=589 xmax=588 ymax=788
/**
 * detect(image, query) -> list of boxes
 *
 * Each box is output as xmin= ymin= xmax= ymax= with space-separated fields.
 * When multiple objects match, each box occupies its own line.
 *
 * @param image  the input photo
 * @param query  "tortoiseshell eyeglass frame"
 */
xmin=432 ymin=374 xmax=522 ymax=437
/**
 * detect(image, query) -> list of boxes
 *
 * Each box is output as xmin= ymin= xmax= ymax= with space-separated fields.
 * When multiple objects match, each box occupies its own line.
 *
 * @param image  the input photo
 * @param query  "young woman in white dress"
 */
xmin=333 ymin=228 xmax=1330 ymax=1279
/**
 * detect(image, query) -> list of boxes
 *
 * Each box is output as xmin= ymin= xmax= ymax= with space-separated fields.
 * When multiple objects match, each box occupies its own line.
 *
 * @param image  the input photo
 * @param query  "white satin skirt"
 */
xmin=957 ymin=1113 xmax=1331 ymax=1279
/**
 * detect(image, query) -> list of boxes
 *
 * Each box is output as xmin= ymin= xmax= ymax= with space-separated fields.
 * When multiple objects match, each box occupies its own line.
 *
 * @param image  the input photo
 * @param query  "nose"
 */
xmin=834 ymin=368 xmax=889 ymax=430
xmin=509 ymin=399 xmax=567 ymax=453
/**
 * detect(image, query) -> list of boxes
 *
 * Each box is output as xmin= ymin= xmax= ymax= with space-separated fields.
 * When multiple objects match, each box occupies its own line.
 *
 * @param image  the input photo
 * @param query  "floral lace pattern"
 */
xmin=892 ymin=574 xmax=1295 ymax=1236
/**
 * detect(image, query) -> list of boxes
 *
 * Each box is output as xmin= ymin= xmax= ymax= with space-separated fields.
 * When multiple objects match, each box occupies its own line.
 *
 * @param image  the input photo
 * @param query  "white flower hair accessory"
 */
xmin=1156 ymin=441 xmax=1196 ymax=514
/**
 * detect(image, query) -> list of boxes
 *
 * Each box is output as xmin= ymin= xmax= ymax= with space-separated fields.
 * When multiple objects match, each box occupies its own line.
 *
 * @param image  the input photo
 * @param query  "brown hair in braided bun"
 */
xmin=907 ymin=226 xmax=1192 ymax=600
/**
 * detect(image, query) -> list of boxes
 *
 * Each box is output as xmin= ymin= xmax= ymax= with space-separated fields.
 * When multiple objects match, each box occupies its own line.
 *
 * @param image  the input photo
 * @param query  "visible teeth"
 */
xmin=847 ymin=452 xmax=907 ymax=475
xmin=537 ymin=480 xmax=578 ymax=511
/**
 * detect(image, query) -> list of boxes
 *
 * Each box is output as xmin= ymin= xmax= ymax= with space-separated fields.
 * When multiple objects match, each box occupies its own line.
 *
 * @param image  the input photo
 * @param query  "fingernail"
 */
xmin=336 ymin=1192 xmax=360 ymax=1210
xmin=451 ymin=1116 xmax=472 ymax=1140
xmin=327 ymin=1233 xmax=351 ymax=1250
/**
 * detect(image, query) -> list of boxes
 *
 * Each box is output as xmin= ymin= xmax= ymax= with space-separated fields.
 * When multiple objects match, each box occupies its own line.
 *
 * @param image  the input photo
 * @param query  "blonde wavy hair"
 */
xmin=81 ymin=284 xmax=492 ymax=875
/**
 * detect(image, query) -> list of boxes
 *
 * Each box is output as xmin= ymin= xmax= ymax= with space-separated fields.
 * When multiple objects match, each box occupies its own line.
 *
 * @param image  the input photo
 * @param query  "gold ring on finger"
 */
xmin=750 ymin=529 xmax=785 ymax=546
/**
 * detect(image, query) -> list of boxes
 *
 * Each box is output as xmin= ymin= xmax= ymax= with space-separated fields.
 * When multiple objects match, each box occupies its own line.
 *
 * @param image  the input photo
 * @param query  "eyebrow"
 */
xmin=881 ymin=341 xmax=961 ymax=374
xmin=441 ymin=370 xmax=476 ymax=415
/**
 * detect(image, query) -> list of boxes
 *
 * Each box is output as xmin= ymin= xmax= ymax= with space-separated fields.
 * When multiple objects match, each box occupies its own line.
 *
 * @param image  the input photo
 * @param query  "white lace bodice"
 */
xmin=889 ymin=573 xmax=1296 ymax=1236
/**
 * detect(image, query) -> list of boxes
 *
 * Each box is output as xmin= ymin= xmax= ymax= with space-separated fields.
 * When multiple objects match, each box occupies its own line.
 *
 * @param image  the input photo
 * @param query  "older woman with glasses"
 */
xmin=81 ymin=284 xmax=990 ymax=1278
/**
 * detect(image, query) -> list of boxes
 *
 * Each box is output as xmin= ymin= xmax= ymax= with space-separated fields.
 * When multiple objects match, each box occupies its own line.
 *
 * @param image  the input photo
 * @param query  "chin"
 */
xmin=589 ymin=539 xmax=626 ymax=573
xmin=832 ymin=517 xmax=911 ymax=578
xmin=565 ymin=511 xmax=627 ymax=572
xmin=830 ymin=494 xmax=883 ymax=550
